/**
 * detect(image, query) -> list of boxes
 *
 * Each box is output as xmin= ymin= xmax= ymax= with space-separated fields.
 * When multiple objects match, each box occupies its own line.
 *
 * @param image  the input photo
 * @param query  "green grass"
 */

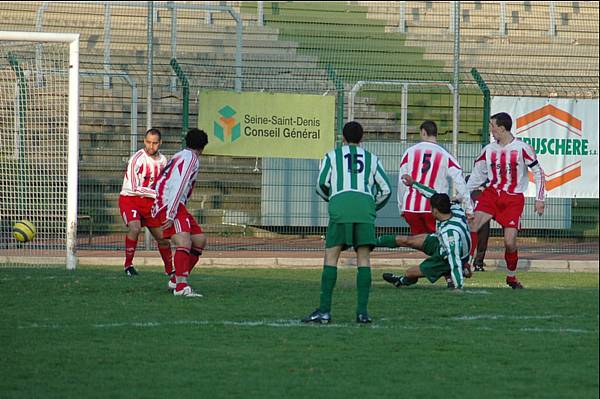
xmin=1 ymin=266 xmax=598 ymax=398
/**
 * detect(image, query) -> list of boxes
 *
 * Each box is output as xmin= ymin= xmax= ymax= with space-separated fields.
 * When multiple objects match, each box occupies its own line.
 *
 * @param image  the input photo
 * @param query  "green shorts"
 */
xmin=325 ymin=222 xmax=376 ymax=250
xmin=419 ymin=234 xmax=451 ymax=284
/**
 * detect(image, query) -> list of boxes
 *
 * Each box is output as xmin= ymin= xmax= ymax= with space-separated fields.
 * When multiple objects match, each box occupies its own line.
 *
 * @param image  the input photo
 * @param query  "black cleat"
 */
xmin=301 ymin=309 xmax=331 ymax=324
xmin=462 ymin=262 xmax=473 ymax=279
xmin=446 ymin=279 xmax=456 ymax=289
xmin=383 ymin=273 xmax=404 ymax=287
xmin=507 ymin=279 xmax=524 ymax=289
xmin=124 ymin=266 xmax=139 ymax=276
xmin=356 ymin=313 xmax=372 ymax=324
xmin=473 ymin=262 xmax=486 ymax=272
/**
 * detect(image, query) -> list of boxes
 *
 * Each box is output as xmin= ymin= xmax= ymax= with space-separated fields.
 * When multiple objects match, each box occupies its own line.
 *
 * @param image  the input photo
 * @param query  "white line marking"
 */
xmin=453 ymin=315 xmax=565 ymax=321
xmin=15 ymin=318 xmax=595 ymax=334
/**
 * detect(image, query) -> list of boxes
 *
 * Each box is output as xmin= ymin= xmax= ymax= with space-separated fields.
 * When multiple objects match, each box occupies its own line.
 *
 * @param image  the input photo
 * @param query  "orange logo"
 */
xmin=516 ymin=104 xmax=589 ymax=191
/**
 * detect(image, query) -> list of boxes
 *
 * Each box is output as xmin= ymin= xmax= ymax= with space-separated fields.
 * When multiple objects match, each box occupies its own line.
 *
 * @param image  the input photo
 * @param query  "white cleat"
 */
xmin=173 ymin=285 xmax=203 ymax=298
xmin=167 ymin=279 xmax=177 ymax=290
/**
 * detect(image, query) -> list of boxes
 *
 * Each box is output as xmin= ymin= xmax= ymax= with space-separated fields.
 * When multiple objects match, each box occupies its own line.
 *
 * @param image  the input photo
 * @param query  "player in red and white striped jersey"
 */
xmin=467 ymin=112 xmax=546 ymax=289
xmin=398 ymin=121 xmax=473 ymax=236
xmin=118 ymin=128 xmax=171 ymax=277
xmin=151 ymin=128 xmax=208 ymax=297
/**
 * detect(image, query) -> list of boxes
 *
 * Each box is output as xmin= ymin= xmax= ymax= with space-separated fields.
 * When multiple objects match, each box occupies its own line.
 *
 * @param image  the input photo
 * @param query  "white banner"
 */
xmin=492 ymin=97 xmax=599 ymax=198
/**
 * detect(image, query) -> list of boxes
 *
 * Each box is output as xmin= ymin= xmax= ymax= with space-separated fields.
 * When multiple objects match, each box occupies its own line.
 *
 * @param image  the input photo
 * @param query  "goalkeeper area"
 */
xmin=0 ymin=265 xmax=597 ymax=398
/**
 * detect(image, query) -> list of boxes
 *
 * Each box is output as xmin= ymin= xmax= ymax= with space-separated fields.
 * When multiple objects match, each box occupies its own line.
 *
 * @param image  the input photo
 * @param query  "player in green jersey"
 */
xmin=378 ymin=174 xmax=472 ymax=290
xmin=302 ymin=121 xmax=391 ymax=324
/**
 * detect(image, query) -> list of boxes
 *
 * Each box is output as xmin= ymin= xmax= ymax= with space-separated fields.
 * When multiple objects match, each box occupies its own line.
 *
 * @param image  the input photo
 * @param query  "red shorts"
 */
xmin=403 ymin=212 xmax=436 ymax=235
xmin=118 ymin=195 xmax=162 ymax=228
xmin=154 ymin=203 xmax=203 ymax=239
xmin=475 ymin=187 xmax=525 ymax=229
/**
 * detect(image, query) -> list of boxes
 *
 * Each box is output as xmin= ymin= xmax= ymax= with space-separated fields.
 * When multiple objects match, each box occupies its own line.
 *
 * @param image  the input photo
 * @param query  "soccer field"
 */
xmin=1 ymin=266 xmax=598 ymax=399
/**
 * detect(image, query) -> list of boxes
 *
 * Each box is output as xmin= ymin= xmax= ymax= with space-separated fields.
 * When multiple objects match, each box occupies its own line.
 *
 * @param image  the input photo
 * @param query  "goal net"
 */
xmin=0 ymin=31 xmax=79 ymax=269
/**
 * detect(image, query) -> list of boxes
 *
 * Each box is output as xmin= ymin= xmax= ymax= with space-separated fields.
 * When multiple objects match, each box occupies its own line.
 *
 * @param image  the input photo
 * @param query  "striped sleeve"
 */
xmin=166 ymin=155 xmax=198 ymax=221
xmin=411 ymin=181 xmax=436 ymax=199
xmin=525 ymin=149 xmax=546 ymax=201
xmin=467 ymin=149 xmax=489 ymax=192
xmin=373 ymin=159 xmax=391 ymax=210
xmin=441 ymin=229 xmax=464 ymax=289
xmin=316 ymin=154 xmax=332 ymax=202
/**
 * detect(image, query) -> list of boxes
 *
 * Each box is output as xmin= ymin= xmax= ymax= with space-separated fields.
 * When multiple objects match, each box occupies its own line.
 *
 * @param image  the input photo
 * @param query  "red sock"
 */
xmin=158 ymin=245 xmax=173 ymax=275
xmin=174 ymin=247 xmax=190 ymax=278
xmin=505 ymin=250 xmax=518 ymax=280
xmin=124 ymin=237 xmax=138 ymax=268
xmin=189 ymin=247 xmax=203 ymax=274
xmin=470 ymin=232 xmax=478 ymax=257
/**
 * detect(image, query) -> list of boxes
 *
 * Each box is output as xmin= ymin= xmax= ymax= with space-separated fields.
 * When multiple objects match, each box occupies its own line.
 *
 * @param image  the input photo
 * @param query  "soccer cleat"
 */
xmin=124 ymin=266 xmax=138 ymax=276
xmin=462 ymin=262 xmax=473 ymax=279
xmin=506 ymin=278 xmax=524 ymax=290
xmin=301 ymin=309 xmax=331 ymax=324
xmin=356 ymin=313 xmax=372 ymax=324
xmin=167 ymin=273 xmax=176 ymax=290
xmin=446 ymin=279 xmax=456 ymax=289
xmin=473 ymin=262 xmax=486 ymax=272
xmin=382 ymin=273 xmax=404 ymax=288
xmin=173 ymin=285 xmax=203 ymax=297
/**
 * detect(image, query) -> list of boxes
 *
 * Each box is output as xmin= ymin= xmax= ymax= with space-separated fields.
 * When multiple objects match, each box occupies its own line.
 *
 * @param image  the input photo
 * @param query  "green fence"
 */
xmin=0 ymin=1 xmax=597 ymax=260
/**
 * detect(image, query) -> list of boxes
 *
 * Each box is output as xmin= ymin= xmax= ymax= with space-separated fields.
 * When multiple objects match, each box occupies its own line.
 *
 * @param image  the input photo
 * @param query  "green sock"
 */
xmin=377 ymin=235 xmax=398 ymax=248
xmin=356 ymin=266 xmax=372 ymax=315
xmin=319 ymin=265 xmax=337 ymax=313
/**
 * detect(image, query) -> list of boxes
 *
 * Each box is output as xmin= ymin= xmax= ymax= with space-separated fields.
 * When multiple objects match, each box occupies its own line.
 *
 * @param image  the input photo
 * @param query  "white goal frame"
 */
xmin=0 ymin=31 xmax=80 ymax=270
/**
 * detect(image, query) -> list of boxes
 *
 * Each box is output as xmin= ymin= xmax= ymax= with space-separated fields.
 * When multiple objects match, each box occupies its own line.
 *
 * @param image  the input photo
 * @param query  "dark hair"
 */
xmin=419 ymin=120 xmax=437 ymax=137
xmin=491 ymin=112 xmax=512 ymax=132
xmin=145 ymin=128 xmax=161 ymax=140
xmin=343 ymin=121 xmax=363 ymax=144
xmin=430 ymin=193 xmax=451 ymax=214
xmin=186 ymin=128 xmax=209 ymax=150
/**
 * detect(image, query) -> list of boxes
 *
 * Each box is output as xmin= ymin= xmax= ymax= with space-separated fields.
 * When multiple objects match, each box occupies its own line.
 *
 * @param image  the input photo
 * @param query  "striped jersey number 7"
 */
xmin=344 ymin=153 xmax=364 ymax=173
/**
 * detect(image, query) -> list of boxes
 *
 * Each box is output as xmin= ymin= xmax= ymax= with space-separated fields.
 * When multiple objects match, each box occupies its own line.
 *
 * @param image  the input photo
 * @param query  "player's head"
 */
xmin=490 ymin=112 xmax=512 ymax=140
xmin=343 ymin=121 xmax=363 ymax=144
xmin=144 ymin=128 xmax=162 ymax=156
xmin=186 ymin=128 xmax=209 ymax=152
xmin=419 ymin=120 xmax=438 ymax=139
xmin=430 ymin=193 xmax=451 ymax=220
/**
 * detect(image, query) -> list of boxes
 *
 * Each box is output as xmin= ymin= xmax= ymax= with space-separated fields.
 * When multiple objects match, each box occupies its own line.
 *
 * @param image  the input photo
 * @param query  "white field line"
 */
xmin=15 ymin=318 xmax=596 ymax=334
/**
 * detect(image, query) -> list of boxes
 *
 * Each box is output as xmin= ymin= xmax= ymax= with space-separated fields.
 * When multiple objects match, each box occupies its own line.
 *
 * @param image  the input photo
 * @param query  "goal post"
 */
xmin=0 ymin=31 xmax=79 ymax=270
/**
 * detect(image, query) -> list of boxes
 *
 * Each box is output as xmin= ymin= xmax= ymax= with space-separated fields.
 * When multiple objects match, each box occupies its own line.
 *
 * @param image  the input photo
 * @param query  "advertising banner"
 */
xmin=492 ymin=97 xmax=599 ymax=198
xmin=199 ymin=90 xmax=335 ymax=159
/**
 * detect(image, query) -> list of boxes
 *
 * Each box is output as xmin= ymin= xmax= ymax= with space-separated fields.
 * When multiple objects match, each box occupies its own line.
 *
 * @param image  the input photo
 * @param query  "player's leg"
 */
xmin=474 ymin=220 xmax=491 ymax=271
xmin=496 ymin=192 xmax=525 ymax=289
xmin=303 ymin=222 xmax=346 ymax=324
xmin=119 ymin=196 xmax=142 ymax=276
xmin=469 ymin=210 xmax=494 ymax=258
xmin=354 ymin=223 xmax=377 ymax=323
xmin=189 ymin=233 xmax=207 ymax=273
xmin=163 ymin=204 xmax=202 ymax=297
xmin=377 ymin=233 xmax=428 ymax=250
xmin=503 ymin=227 xmax=522 ymax=289
xmin=383 ymin=234 xmax=439 ymax=288
xmin=148 ymin=226 xmax=173 ymax=275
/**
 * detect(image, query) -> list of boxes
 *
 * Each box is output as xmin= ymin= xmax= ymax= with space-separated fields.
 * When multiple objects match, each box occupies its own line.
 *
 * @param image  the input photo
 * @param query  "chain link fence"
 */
xmin=0 ymin=1 xmax=598 ymax=259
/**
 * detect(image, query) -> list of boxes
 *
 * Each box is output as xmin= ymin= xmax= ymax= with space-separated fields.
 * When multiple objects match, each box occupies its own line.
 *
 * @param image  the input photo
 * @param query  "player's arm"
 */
xmin=442 ymin=230 xmax=464 ymax=289
xmin=396 ymin=154 xmax=409 ymax=214
xmin=466 ymin=150 xmax=488 ymax=193
xmin=523 ymin=145 xmax=546 ymax=215
xmin=401 ymin=175 xmax=436 ymax=199
xmin=447 ymin=160 xmax=474 ymax=214
xmin=316 ymin=155 xmax=332 ymax=202
xmin=373 ymin=159 xmax=391 ymax=210
xmin=165 ymin=156 xmax=197 ymax=221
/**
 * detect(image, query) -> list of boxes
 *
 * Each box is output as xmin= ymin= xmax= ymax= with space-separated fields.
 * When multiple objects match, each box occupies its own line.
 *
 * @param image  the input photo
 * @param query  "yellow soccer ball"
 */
xmin=13 ymin=220 xmax=36 ymax=243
